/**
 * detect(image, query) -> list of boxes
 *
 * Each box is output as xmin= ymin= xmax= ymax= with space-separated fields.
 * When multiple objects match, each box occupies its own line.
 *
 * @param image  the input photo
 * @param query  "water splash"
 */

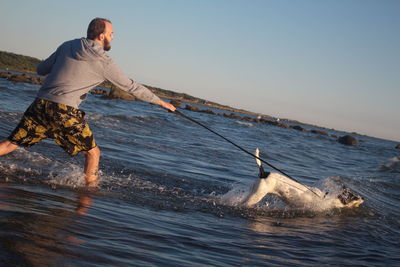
xmin=219 ymin=176 xmax=363 ymax=213
xmin=0 ymin=147 xmax=86 ymax=188
xmin=381 ymin=157 xmax=400 ymax=173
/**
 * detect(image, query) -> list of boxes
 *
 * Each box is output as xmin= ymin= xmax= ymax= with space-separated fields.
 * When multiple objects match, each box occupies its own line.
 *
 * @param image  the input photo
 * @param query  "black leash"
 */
xmin=174 ymin=109 xmax=321 ymax=198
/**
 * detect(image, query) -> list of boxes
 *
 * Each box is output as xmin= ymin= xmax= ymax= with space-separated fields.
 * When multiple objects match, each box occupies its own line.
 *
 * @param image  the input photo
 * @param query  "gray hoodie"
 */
xmin=36 ymin=38 xmax=161 ymax=108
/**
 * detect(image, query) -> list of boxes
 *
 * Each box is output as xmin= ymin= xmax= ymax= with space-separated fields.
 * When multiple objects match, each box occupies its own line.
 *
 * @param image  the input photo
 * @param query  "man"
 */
xmin=0 ymin=18 xmax=176 ymax=186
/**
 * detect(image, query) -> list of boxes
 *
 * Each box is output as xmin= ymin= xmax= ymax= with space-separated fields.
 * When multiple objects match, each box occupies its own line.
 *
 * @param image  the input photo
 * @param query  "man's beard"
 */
xmin=103 ymin=38 xmax=111 ymax=51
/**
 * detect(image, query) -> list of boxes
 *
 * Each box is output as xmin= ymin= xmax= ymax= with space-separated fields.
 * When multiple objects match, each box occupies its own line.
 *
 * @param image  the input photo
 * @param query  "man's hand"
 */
xmin=158 ymin=99 xmax=176 ymax=112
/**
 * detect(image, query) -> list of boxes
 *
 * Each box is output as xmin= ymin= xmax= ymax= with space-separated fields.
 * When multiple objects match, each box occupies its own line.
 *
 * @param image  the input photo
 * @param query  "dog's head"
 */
xmin=337 ymin=186 xmax=364 ymax=207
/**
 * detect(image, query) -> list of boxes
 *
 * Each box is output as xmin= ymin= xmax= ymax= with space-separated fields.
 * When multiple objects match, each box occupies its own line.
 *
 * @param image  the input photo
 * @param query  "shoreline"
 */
xmin=1 ymin=69 xmax=398 ymax=147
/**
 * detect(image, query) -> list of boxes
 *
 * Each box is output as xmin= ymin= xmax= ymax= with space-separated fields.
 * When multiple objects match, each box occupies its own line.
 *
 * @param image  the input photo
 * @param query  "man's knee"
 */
xmin=82 ymin=146 xmax=100 ymax=158
xmin=0 ymin=140 xmax=19 ymax=156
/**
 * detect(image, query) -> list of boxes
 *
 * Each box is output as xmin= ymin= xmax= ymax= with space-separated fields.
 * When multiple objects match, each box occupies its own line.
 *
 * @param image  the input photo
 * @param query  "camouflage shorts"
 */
xmin=8 ymin=98 xmax=96 ymax=156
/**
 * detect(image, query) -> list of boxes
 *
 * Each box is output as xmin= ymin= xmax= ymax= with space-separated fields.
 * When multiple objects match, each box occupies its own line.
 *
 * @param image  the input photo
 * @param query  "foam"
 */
xmin=0 ymin=147 xmax=87 ymax=188
xmin=236 ymin=121 xmax=254 ymax=127
xmin=382 ymin=157 xmax=400 ymax=172
xmin=46 ymin=163 xmax=86 ymax=188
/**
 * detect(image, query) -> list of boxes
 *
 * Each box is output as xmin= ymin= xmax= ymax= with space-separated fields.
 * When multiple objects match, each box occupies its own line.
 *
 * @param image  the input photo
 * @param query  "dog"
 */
xmin=242 ymin=149 xmax=364 ymax=208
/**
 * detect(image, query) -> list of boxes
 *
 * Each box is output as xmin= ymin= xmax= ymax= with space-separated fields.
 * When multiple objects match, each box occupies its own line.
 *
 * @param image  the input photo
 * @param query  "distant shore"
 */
xmin=2 ymin=50 xmax=398 ymax=146
xmin=0 ymin=68 xmax=345 ymax=141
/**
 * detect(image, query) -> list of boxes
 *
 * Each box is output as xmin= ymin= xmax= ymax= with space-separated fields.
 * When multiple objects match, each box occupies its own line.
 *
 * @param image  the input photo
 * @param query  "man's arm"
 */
xmin=104 ymin=61 xmax=175 ymax=111
xmin=158 ymin=98 xmax=176 ymax=112
xmin=36 ymin=47 xmax=60 ymax=76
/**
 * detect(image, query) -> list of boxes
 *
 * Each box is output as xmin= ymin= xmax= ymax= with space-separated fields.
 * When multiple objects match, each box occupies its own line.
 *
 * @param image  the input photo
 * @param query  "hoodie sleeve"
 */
xmin=103 ymin=61 xmax=161 ymax=105
xmin=36 ymin=46 xmax=61 ymax=76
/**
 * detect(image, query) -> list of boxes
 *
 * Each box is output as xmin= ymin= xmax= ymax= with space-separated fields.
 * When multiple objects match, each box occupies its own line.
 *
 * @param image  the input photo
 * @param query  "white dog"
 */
xmin=242 ymin=149 xmax=364 ymax=208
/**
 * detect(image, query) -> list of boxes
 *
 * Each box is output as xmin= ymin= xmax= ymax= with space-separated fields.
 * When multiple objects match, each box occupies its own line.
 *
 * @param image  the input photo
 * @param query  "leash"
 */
xmin=173 ymin=109 xmax=322 ymax=198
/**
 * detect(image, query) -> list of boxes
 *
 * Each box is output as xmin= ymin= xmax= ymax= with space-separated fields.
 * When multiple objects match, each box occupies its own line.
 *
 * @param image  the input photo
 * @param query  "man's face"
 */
xmin=102 ymin=22 xmax=114 ymax=51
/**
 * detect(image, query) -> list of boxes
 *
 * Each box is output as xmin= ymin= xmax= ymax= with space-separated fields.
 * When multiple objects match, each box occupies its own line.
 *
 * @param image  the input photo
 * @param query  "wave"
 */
xmin=235 ymin=121 xmax=254 ymax=127
xmin=380 ymin=157 xmax=400 ymax=173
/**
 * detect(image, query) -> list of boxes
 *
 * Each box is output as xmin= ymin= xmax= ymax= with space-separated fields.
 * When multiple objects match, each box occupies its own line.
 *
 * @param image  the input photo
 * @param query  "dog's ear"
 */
xmin=259 ymin=166 xmax=270 ymax=179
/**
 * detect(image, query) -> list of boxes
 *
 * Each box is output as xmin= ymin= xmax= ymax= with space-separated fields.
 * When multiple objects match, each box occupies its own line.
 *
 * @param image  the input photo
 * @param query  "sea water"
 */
xmin=0 ymin=78 xmax=399 ymax=266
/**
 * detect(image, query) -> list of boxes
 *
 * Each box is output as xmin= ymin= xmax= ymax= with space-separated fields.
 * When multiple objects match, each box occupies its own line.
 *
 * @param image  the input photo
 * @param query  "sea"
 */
xmin=0 ymin=78 xmax=399 ymax=266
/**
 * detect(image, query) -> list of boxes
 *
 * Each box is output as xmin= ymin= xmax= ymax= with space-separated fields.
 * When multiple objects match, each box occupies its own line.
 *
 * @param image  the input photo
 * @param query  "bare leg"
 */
xmin=0 ymin=140 xmax=19 ymax=156
xmin=82 ymin=146 xmax=100 ymax=187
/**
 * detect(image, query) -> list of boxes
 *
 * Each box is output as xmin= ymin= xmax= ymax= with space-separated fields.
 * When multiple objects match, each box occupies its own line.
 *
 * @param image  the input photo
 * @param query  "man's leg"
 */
xmin=0 ymin=140 xmax=19 ymax=156
xmin=82 ymin=146 xmax=100 ymax=186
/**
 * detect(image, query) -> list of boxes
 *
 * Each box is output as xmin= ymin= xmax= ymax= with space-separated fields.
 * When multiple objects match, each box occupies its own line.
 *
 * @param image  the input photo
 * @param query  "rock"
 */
xmin=170 ymin=99 xmax=182 ymax=108
xmin=395 ymin=144 xmax=400 ymax=149
xmin=311 ymin=130 xmax=328 ymax=136
xmin=260 ymin=119 xmax=289 ymax=128
xmin=91 ymin=88 xmax=109 ymax=96
xmin=185 ymin=104 xmax=199 ymax=112
xmin=8 ymin=74 xmax=29 ymax=83
xmin=0 ymin=71 xmax=11 ymax=79
xmin=0 ymin=71 xmax=43 ymax=84
xmin=222 ymin=112 xmax=241 ymax=119
xmin=277 ymin=122 xmax=290 ymax=129
xmin=107 ymin=86 xmax=136 ymax=101
xmin=338 ymin=135 xmax=358 ymax=146
xmin=185 ymin=105 xmax=216 ymax=115
xmin=291 ymin=125 xmax=305 ymax=132
xmin=201 ymin=109 xmax=215 ymax=115
xmin=30 ymin=76 xmax=44 ymax=85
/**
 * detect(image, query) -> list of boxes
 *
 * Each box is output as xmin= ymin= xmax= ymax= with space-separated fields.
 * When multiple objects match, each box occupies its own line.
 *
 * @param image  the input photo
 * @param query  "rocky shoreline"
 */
xmin=1 ymin=70 xmax=398 ymax=148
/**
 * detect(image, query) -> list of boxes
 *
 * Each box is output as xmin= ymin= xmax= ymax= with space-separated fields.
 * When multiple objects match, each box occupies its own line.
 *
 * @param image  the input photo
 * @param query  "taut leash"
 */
xmin=173 ymin=109 xmax=321 ymax=198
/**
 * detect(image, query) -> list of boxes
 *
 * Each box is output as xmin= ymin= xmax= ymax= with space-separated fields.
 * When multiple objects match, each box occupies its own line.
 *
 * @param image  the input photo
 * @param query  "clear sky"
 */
xmin=1 ymin=0 xmax=399 ymax=142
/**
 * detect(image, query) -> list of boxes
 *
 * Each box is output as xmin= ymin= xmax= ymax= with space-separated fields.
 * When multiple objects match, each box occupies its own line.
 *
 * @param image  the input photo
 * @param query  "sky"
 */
xmin=1 ymin=0 xmax=399 ymax=142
